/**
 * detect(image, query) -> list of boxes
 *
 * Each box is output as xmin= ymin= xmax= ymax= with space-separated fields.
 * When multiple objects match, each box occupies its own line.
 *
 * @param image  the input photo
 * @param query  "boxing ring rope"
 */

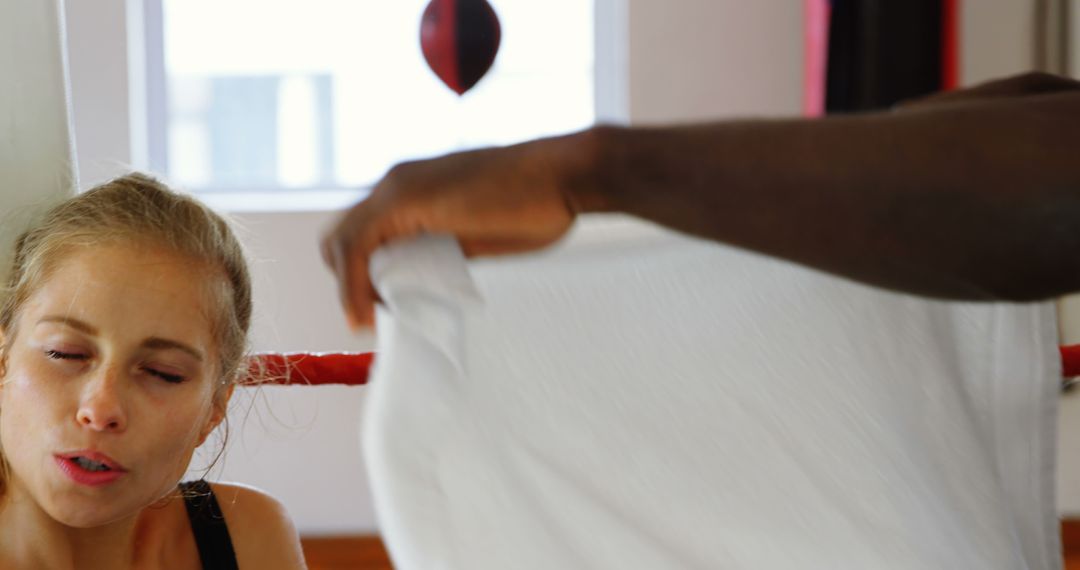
xmin=247 ymin=352 xmax=376 ymax=386
xmin=1062 ymin=345 xmax=1080 ymax=379
xmin=248 ymin=347 xmax=1080 ymax=387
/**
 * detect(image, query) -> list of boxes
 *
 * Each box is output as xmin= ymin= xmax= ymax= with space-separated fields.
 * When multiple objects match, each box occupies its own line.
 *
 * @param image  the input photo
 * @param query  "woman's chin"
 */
xmin=51 ymin=508 xmax=124 ymax=529
xmin=42 ymin=495 xmax=135 ymax=529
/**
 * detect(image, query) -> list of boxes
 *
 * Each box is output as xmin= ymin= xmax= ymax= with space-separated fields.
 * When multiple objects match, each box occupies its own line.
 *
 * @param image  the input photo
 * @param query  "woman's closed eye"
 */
xmin=141 ymin=365 xmax=185 ymax=384
xmin=45 ymin=349 xmax=88 ymax=361
xmin=44 ymin=347 xmax=186 ymax=383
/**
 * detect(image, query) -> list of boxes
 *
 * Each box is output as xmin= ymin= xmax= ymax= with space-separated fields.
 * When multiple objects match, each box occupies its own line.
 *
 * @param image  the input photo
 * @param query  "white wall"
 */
xmin=961 ymin=0 xmax=1038 ymax=84
xmin=0 ymin=0 xmax=76 ymax=284
xmin=65 ymin=0 xmax=141 ymax=188
xmin=626 ymin=0 xmax=802 ymax=122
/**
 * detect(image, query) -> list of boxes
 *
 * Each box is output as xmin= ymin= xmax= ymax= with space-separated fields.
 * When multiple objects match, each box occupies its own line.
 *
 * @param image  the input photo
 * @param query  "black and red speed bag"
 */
xmin=420 ymin=0 xmax=502 ymax=95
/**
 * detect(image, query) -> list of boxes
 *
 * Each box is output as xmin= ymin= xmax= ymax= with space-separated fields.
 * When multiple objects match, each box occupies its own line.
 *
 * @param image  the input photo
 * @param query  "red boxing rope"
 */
xmin=1062 ymin=345 xmax=1080 ymax=378
xmin=247 ymin=352 xmax=376 ymax=386
xmin=248 ymin=347 xmax=1080 ymax=386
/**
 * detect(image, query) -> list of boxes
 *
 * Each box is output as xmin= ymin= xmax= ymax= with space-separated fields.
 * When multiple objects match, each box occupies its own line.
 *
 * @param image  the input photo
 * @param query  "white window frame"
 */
xmin=89 ymin=0 xmax=630 ymax=213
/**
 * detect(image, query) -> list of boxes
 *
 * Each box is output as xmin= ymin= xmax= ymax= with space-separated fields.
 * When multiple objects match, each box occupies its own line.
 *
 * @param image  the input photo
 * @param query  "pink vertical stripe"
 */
xmin=803 ymin=0 xmax=831 ymax=117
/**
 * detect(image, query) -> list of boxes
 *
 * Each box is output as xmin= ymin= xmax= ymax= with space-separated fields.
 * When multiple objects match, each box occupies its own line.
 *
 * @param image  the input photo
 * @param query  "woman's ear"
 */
xmin=197 ymin=383 xmax=235 ymax=447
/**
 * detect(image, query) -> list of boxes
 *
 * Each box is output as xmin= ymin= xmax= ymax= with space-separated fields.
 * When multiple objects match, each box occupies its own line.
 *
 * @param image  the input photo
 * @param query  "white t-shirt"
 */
xmin=365 ymin=217 xmax=1060 ymax=570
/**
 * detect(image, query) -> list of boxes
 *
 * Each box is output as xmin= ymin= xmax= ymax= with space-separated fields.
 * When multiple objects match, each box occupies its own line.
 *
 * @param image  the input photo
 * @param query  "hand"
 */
xmin=321 ymin=136 xmax=590 ymax=329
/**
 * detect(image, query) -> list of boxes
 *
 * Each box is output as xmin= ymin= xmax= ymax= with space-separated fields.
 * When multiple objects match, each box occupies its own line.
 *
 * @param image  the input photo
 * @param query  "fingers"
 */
xmin=321 ymin=229 xmax=359 ymax=330
xmin=321 ymin=204 xmax=379 ymax=331
xmin=346 ymin=241 xmax=377 ymax=328
xmin=319 ymin=142 xmax=576 ymax=329
xmin=322 ymin=194 xmax=419 ymax=330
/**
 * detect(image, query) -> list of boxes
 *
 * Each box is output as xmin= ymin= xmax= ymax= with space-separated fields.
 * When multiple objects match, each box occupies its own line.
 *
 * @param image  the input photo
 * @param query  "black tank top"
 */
xmin=178 ymin=480 xmax=239 ymax=570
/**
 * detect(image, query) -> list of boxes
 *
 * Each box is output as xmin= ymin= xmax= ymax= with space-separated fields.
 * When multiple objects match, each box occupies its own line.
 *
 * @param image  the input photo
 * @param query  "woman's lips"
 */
xmin=54 ymin=451 xmax=128 ymax=487
xmin=58 ymin=450 xmax=127 ymax=471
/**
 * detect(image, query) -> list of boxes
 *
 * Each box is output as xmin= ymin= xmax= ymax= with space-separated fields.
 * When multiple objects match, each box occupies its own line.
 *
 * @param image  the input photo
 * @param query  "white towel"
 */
xmin=0 ymin=0 xmax=77 ymax=283
xmin=365 ymin=216 xmax=1060 ymax=570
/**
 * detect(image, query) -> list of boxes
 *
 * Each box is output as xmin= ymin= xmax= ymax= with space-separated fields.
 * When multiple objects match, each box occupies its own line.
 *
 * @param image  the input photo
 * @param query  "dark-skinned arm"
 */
xmin=582 ymin=77 xmax=1080 ymax=301
xmin=322 ymin=72 xmax=1080 ymax=328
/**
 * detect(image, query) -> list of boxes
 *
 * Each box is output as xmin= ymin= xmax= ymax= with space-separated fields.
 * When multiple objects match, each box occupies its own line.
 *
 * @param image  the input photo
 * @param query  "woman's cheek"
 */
xmin=156 ymin=405 xmax=213 ymax=462
xmin=2 ymin=366 xmax=53 ymax=414
xmin=0 ymin=376 xmax=43 ymax=475
xmin=12 ymin=348 xmax=69 ymax=391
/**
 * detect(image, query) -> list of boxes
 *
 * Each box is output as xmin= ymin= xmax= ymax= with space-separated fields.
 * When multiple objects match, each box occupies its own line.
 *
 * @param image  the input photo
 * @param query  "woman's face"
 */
xmin=0 ymin=242 xmax=229 ymax=527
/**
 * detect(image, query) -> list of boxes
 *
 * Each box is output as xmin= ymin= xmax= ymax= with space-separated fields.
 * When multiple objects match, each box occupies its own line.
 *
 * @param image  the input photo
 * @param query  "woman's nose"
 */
xmin=75 ymin=367 xmax=128 ymax=432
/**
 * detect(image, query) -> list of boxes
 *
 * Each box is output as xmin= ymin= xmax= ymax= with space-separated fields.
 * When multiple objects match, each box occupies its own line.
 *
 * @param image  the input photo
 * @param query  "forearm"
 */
xmin=566 ymin=92 xmax=1080 ymax=301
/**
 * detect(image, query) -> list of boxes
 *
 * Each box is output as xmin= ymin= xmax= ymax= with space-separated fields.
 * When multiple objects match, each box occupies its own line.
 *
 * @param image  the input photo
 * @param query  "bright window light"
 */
xmin=159 ymin=0 xmax=595 ymax=195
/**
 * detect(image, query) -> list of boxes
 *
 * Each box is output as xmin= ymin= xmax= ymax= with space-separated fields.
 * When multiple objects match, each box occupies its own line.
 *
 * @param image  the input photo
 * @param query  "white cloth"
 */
xmin=0 ymin=0 xmax=77 ymax=283
xmin=364 ymin=216 xmax=1061 ymax=570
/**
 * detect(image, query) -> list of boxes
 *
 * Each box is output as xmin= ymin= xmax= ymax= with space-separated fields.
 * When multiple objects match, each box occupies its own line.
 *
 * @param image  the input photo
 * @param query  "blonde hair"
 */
xmin=0 ymin=172 xmax=252 ymax=494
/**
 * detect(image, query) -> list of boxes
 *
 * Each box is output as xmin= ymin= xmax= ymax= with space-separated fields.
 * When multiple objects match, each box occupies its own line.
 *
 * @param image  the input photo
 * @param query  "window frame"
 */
xmin=131 ymin=0 xmax=628 ymax=212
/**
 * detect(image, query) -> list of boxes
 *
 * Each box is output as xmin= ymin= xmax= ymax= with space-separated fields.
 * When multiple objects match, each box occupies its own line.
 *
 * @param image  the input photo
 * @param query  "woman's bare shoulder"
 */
xmin=209 ymin=482 xmax=307 ymax=570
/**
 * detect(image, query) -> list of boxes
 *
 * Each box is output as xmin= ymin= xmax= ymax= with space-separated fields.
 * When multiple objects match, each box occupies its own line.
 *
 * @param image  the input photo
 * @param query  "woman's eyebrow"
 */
xmin=37 ymin=316 xmax=97 ymax=335
xmin=142 ymin=337 xmax=204 ymax=362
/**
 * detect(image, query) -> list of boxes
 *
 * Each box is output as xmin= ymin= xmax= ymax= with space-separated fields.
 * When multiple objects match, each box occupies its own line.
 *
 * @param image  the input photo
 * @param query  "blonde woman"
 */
xmin=0 ymin=174 xmax=305 ymax=569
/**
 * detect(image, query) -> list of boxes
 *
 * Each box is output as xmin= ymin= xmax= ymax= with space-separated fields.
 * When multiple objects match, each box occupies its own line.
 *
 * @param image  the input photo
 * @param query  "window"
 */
xmin=154 ymin=0 xmax=595 ymax=198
